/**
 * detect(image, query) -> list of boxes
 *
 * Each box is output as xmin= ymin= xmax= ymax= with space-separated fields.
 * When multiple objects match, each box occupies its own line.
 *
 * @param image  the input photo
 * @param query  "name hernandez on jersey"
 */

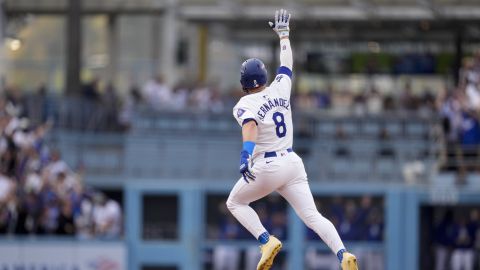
xmin=234 ymin=72 xmax=292 ymax=126
xmin=256 ymin=97 xmax=290 ymax=121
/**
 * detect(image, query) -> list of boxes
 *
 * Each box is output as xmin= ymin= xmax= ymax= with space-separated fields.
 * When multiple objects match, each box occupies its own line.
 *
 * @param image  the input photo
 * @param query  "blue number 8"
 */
xmin=272 ymin=112 xmax=286 ymax=138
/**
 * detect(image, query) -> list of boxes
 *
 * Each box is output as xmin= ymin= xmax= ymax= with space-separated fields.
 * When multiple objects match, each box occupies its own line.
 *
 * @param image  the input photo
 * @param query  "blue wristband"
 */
xmin=243 ymin=141 xmax=256 ymax=155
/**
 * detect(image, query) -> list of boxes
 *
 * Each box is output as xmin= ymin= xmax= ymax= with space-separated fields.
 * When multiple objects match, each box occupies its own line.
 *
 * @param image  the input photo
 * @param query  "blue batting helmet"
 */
xmin=240 ymin=58 xmax=267 ymax=92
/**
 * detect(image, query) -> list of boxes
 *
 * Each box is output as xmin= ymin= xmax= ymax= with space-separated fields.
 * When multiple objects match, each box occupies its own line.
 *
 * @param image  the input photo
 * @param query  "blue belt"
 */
xmin=264 ymin=148 xmax=293 ymax=158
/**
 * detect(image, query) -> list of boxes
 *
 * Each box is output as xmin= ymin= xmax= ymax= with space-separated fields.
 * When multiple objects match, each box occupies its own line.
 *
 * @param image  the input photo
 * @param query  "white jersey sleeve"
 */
xmin=269 ymin=38 xmax=293 ymax=97
xmin=269 ymin=67 xmax=292 ymax=97
xmin=233 ymin=100 xmax=258 ymax=127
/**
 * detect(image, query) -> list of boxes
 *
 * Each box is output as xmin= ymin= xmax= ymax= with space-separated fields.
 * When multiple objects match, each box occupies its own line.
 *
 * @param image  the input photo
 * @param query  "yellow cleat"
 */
xmin=341 ymin=252 xmax=359 ymax=270
xmin=256 ymin=236 xmax=282 ymax=270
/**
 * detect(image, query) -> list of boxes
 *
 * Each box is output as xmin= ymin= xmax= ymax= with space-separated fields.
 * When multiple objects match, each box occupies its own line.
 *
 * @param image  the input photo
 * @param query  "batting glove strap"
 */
xmin=239 ymin=150 xmax=256 ymax=183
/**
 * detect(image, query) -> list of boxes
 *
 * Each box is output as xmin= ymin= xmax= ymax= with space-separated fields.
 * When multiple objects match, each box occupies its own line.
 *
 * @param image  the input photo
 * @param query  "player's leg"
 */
xmin=226 ymin=171 xmax=284 ymax=270
xmin=276 ymin=155 xmax=358 ymax=269
xmin=226 ymin=175 xmax=279 ymax=241
xmin=277 ymin=177 xmax=345 ymax=254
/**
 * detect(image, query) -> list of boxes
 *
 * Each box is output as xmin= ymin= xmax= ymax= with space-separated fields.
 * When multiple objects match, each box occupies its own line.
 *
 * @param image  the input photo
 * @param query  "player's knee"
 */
xmin=226 ymin=196 xmax=236 ymax=213
xmin=301 ymin=208 xmax=323 ymax=228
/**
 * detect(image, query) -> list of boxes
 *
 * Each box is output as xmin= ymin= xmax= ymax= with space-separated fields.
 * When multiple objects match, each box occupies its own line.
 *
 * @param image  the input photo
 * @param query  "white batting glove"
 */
xmin=268 ymin=9 xmax=290 ymax=39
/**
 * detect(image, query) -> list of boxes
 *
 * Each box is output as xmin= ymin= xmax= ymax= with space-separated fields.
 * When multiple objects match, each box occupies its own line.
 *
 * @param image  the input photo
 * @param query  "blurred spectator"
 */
xmin=377 ymin=128 xmax=395 ymax=158
xmin=352 ymin=93 xmax=366 ymax=116
xmin=294 ymin=119 xmax=314 ymax=158
xmin=0 ymin=98 xmax=122 ymax=238
xmin=118 ymin=85 xmax=143 ymax=130
xmin=82 ymin=78 xmax=102 ymax=131
xmin=457 ymin=109 xmax=480 ymax=178
xmin=366 ymin=209 xmax=383 ymax=242
xmin=56 ymin=199 xmax=75 ymax=235
xmin=305 ymin=247 xmax=338 ymax=270
xmin=294 ymin=91 xmax=316 ymax=111
xmin=399 ymin=81 xmax=420 ymax=111
xmin=334 ymin=126 xmax=350 ymax=158
xmin=24 ymin=84 xmax=50 ymax=126
xmin=329 ymin=196 xmax=346 ymax=226
xmin=419 ymin=90 xmax=436 ymax=115
xmin=4 ymin=86 xmax=25 ymax=115
xmin=213 ymin=216 xmax=241 ymax=270
xmin=451 ymin=216 xmax=475 ymax=270
xmin=142 ymin=75 xmax=172 ymax=110
xmin=210 ymin=88 xmax=225 ymax=113
xmin=38 ymin=191 xmax=60 ymax=234
xmin=212 ymin=201 xmax=241 ymax=270
xmin=170 ymin=84 xmax=190 ymax=111
xmin=190 ymin=83 xmax=213 ymax=111
xmin=472 ymin=210 xmax=480 ymax=270
xmin=75 ymin=193 xmax=95 ymax=239
xmin=460 ymin=57 xmax=480 ymax=111
xmin=102 ymin=83 xmax=121 ymax=131
xmin=440 ymin=90 xmax=464 ymax=171
xmin=366 ymin=88 xmax=383 ymax=115
xmin=270 ymin=211 xmax=288 ymax=240
xmin=364 ymin=208 xmax=384 ymax=270
xmin=43 ymin=149 xmax=71 ymax=181
xmin=0 ymin=174 xmax=13 ymax=202
xmin=92 ymin=192 xmax=122 ymax=239
xmin=439 ymin=86 xmax=480 ymax=179
xmin=83 ymin=78 xmax=100 ymax=101
xmin=433 ymin=211 xmax=453 ymax=270
xmin=383 ymin=95 xmax=396 ymax=112
xmin=338 ymin=199 xmax=359 ymax=240
xmin=331 ymin=90 xmax=353 ymax=115
xmin=315 ymin=87 xmax=332 ymax=109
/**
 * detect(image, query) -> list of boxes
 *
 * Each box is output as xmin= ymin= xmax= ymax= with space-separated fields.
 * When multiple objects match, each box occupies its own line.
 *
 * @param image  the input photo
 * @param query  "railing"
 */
xmin=49 ymin=108 xmax=440 ymax=187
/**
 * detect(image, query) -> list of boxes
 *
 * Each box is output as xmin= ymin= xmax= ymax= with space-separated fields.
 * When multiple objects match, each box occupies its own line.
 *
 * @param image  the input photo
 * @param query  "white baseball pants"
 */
xmin=226 ymin=150 xmax=345 ymax=254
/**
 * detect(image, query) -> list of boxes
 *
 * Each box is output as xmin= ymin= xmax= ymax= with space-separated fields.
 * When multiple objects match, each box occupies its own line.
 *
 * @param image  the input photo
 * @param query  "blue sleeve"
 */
xmin=242 ymin=118 xmax=258 ymax=126
xmin=277 ymin=66 xmax=292 ymax=78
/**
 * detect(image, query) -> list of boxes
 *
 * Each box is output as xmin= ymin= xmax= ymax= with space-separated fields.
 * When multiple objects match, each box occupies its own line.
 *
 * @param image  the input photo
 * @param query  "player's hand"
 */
xmin=239 ymin=150 xmax=256 ymax=183
xmin=268 ymin=9 xmax=290 ymax=39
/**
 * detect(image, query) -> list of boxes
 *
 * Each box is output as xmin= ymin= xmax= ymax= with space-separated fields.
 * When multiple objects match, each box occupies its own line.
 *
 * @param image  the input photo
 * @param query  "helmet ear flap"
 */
xmin=241 ymin=80 xmax=249 ymax=93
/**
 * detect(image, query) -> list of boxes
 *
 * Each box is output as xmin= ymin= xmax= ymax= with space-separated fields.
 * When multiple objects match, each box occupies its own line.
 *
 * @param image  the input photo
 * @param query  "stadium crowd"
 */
xmin=1 ymin=75 xmax=439 ymax=132
xmin=0 ymin=97 xmax=122 ymax=238
xmin=439 ymin=55 xmax=480 ymax=181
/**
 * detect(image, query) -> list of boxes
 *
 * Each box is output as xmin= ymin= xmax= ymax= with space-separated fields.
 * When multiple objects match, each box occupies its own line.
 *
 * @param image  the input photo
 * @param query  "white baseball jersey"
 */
xmin=233 ymin=72 xmax=293 ymax=159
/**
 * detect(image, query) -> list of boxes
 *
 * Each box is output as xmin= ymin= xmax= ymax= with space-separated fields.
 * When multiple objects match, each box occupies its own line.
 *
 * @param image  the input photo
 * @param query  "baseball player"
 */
xmin=226 ymin=9 xmax=359 ymax=270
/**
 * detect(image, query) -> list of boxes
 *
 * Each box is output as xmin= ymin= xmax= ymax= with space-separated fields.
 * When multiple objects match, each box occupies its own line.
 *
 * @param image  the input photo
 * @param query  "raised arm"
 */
xmin=269 ymin=9 xmax=292 ymax=71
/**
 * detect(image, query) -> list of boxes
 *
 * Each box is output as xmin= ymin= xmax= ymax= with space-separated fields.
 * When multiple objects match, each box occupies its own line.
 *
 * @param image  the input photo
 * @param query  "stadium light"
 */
xmin=5 ymin=37 xmax=22 ymax=51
